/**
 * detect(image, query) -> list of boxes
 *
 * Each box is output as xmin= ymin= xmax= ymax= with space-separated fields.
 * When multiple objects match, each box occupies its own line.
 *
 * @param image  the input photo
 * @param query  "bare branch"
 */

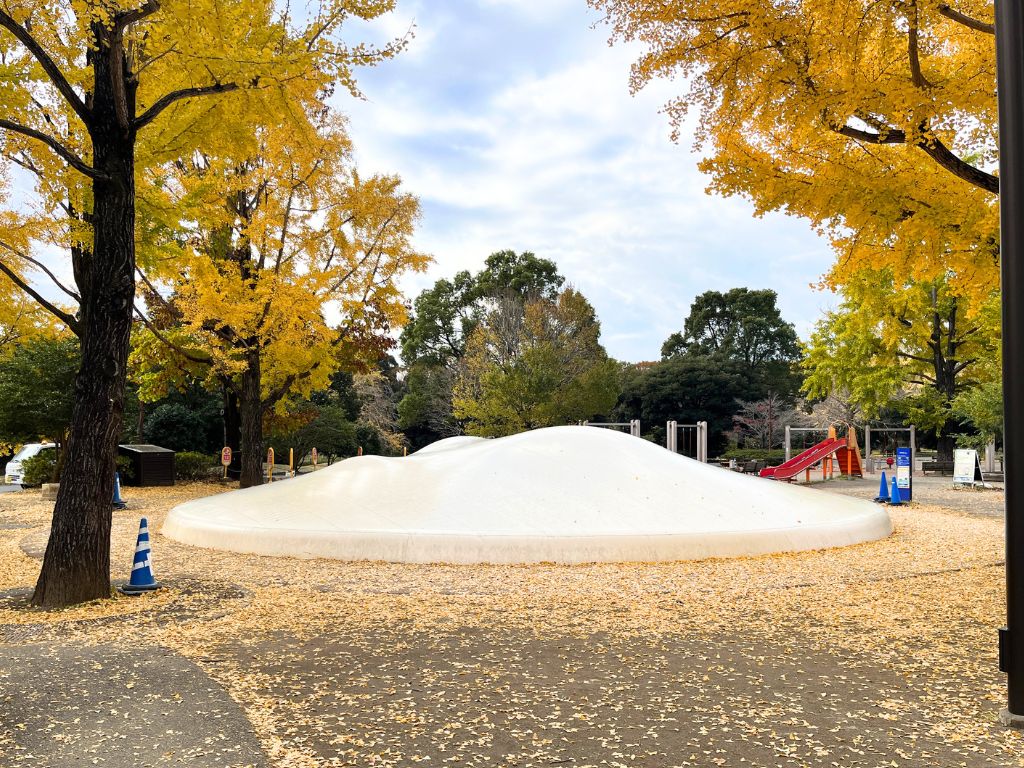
xmin=133 ymin=305 xmax=212 ymax=365
xmin=917 ymin=133 xmax=999 ymax=193
xmin=833 ymin=123 xmax=907 ymax=144
xmin=0 ymin=11 xmax=90 ymax=123
xmin=937 ymin=3 xmax=995 ymax=34
xmin=831 ymin=121 xmax=999 ymax=194
xmin=135 ymin=81 xmax=240 ymax=130
xmin=0 ymin=238 xmax=80 ymax=302
xmin=0 ymin=119 xmax=106 ymax=179
xmin=0 ymin=257 xmax=79 ymax=333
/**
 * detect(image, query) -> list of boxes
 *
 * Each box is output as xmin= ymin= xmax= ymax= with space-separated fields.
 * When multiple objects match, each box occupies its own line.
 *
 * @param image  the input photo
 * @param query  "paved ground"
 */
xmin=0 ymin=644 xmax=268 ymax=766
xmin=813 ymin=472 xmax=1006 ymax=517
xmin=223 ymin=625 xmax=1000 ymax=767
xmin=0 ymin=481 xmax=1019 ymax=767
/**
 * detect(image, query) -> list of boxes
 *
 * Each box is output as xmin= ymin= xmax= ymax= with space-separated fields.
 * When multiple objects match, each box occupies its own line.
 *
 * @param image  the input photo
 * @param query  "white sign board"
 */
xmin=953 ymin=449 xmax=982 ymax=485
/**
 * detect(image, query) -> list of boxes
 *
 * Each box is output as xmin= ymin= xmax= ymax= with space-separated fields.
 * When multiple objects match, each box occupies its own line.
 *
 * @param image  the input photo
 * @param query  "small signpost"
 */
xmin=289 ymin=447 xmax=294 ymax=478
xmin=267 ymin=447 xmax=274 ymax=484
xmin=220 ymin=446 xmax=232 ymax=479
xmin=954 ymin=449 xmax=985 ymax=487
xmin=311 ymin=447 xmax=318 ymax=470
xmin=895 ymin=446 xmax=912 ymax=502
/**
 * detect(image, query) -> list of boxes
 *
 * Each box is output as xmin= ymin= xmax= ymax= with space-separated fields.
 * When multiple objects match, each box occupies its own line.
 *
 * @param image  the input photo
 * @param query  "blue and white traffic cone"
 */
xmin=888 ymin=476 xmax=903 ymax=505
xmin=119 ymin=517 xmax=160 ymax=595
xmin=874 ymin=471 xmax=889 ymax=503
xmin=112 ymin=471 xmax=126 ymax=510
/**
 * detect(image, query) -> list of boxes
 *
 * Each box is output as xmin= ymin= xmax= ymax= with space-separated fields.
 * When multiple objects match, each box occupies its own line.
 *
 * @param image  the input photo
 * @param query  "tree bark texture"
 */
xmin=223 ymin=386 xmax=242 ymax=480
xmin=238 ymin=349 xmax=265 ymax=488
xmin=32 ymin=36 xmax=136 ymax=607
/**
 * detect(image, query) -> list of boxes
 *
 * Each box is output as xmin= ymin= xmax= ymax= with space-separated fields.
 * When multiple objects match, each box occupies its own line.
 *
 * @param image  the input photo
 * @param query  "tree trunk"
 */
xmin=223 ymin=386 xmax=242 ymax=480
xmin=239 ymin=349 xmax=264 ymax=488
xmin=936 ymin=429 xmax=957 ymax=461
xmin=32 ymin=45 xmax=136 ymax=607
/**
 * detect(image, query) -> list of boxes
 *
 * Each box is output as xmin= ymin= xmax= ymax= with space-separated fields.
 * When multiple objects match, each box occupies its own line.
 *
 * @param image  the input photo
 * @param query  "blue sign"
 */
xmin=895 ymin=446 xmax=912 ymax=501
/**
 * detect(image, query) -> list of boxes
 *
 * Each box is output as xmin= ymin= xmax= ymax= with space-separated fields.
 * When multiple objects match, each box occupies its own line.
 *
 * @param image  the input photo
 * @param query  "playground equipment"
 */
xmin=864 ymin=425 xmax=916 ymax=474
xmin=666 ymin=420 xmax=708 ymax=463
xmin=761 ymin=425 xmax=863 ymax=481
xmin=164 ymin=426 xmax=892 ymax=564
xmin=580 ymin=420 xmax=641 ymax=437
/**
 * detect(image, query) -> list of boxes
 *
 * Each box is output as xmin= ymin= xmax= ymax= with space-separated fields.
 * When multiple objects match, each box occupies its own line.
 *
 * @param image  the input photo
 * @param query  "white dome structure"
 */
xmin=163 ymin=426 xmax=892 ymax=564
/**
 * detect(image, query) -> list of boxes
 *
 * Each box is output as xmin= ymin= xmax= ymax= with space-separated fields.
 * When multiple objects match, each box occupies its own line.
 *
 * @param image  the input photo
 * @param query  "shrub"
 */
xmin=115 ymin=455 xmax=136 ymax=484
xmin=145 ymin=404 xmax=218 ymax=453
xmin=22 ymin=451 xmax=58 ymax=486
xmin=720 ymin=447 xmax=787 ymax=463
xmin=175 ymin=451 xmax=218 ymax=482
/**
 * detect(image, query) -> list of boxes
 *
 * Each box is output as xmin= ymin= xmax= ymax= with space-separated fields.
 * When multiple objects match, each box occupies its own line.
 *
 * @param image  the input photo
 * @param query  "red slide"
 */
xmin=759 ymin=437 xmax=846 ymax=480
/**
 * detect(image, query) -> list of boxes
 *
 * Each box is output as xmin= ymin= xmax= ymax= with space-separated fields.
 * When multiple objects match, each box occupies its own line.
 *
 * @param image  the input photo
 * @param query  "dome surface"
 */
xmin=163 ymin=426 xmax=892 ymax=563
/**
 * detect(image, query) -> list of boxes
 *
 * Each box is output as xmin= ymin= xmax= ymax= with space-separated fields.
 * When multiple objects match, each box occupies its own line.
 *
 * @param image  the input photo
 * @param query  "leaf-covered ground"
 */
xmin=0 ymin=476 xmax=1019 ymax=766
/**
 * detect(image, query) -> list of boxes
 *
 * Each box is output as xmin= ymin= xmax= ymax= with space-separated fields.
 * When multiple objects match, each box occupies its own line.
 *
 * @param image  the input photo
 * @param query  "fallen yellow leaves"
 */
xmin=0 ymin=482 xmax=1019 ymax=766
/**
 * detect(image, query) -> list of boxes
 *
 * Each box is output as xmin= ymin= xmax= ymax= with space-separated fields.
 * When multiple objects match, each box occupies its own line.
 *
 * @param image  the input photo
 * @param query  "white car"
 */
xmin=5 ymin=443 xmax=56 ymax=485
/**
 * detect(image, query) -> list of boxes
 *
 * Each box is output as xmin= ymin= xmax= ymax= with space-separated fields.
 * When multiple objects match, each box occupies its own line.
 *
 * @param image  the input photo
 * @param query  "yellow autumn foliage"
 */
xmin=591 ymin=0 xmax=999 ymax=303
xmin=133 ymin=114 xmax=430 ymax=413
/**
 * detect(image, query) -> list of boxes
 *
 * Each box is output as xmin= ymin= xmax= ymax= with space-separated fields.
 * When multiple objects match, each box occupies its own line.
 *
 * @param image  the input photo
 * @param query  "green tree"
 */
xmin=398 ymin=250 xmax=566 ymax=445
xmin=614 ymin=356 xmax=751 ymax=456
xmin=952 ymin=376 xmax=1003 ymax=447
xmin=400 ymin=250 xmax=565 ymax=366
xmin=398 ymin=364 xmax=459 ymax=449
xmin=291 ymin=406 xmax=358 ymax=466
xmin=803 ymin=276 xmax=999 ymax=458
xmin=662 ymin=288 xmax=801 ymax=399
xmin=452 ymin=288 xmax=619 ymax=437
xmin=0 ymin=336 xmax=79 ymax=454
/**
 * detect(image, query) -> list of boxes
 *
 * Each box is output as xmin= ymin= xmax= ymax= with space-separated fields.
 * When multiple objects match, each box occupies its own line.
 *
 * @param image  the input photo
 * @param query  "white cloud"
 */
xmin=337 ymin=0 xmax=832 ymax=361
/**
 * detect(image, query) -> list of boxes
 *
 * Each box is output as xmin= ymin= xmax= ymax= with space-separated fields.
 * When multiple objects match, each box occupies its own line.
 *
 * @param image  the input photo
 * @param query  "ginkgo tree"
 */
xmin=0 ymin=0 xmax=404 ymax=607
xmin=802 ymin=274 xmax=1000 ymax=458
xmin=131 ymin=116 xmax=428 ymax=487
xmin=591 ymin=0 xmax=1001 ymax=302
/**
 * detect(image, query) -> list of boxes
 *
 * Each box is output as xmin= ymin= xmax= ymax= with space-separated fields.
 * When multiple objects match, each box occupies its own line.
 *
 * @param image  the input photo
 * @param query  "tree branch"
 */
xmin=114 ymin=0 xmax=161 ymax=29
xmin=133 ymin=305 xmax=213 ymax=365
xmin=831 ymin=121 xmax=999 ymax=193
xmin=264 ymin=363 xmax=320 ymax=408
xmin=917 ymin=134 xmax=999 ymax=193
xmin=0 ymin=11 xmax=90 ymax=124
xmin=0 ymin=119 xmax=106 ymax=179
xmin=134 ymin=81 xmax=241 ymax=130
xmin=0 ymin=258 xmax=79 ymax=333
xmin=0 ymin=238 xmax=81 ymax=302
xmin=833 ymin=123 xmax=906 ymax=144
xmin=937 ymin=4 xmax=995 ymax=34
xmin=953 ymin=357 xmax=978 ymax=374
xmin=895 ymin=351 xmax=935 ymax=364
xmin=907 ymin=1 xmax=933 ymax=89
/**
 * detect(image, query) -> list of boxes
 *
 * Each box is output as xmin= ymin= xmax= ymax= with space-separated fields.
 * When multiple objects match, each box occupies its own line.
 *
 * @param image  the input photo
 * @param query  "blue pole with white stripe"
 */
xmin=119 ymin=517 xmax=160 ymax=595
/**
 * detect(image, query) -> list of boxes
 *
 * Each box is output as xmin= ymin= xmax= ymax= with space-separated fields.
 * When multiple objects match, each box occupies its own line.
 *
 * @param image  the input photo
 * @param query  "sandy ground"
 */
xmin=0 ymin=473 xmax=1019 ymax=767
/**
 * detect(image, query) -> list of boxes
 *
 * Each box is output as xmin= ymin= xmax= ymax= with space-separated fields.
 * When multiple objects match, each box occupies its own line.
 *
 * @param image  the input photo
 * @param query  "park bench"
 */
xmin=922 ymin=460 xmax=955 ymax=475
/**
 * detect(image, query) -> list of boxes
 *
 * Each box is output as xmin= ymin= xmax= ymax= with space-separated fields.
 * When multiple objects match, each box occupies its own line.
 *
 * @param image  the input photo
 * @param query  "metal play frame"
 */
xmin=581 ymin=420 xmax=641 ymax=437
xmin=666 ymin=420 xmax=708 ymax=463
xmin=863 ymin=425 xmax=916 ymax=474
xmin=783 ymin=426 xmax=831 ymax=463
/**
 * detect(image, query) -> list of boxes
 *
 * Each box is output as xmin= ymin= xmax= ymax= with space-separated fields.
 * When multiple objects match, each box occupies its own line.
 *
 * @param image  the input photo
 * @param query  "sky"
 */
xmin=336 ymin=0 xmax=840 ymax=362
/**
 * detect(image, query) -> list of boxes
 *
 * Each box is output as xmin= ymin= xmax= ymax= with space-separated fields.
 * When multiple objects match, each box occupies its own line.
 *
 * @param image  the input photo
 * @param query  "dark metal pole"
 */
xmin=997 ymin=0 xmax=1024 ymax=725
